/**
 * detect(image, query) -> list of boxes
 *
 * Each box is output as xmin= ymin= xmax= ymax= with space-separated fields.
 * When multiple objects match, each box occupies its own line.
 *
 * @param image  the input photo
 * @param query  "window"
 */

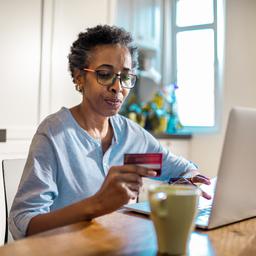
xmin=166 ymin=0 xmax=219 ymax=132
xmin=115 ymin=0 xmax=223 ymax=134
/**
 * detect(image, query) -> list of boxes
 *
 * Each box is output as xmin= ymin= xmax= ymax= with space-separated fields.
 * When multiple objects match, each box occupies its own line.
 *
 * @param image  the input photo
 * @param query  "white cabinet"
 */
xmin=0 ymin=0 xmax=41 ymax=139
xmin=115 ymin=0 xmax=162 ymax=71
xmin=115 ymin=0 xmax=162 ymax=48
xmin=0 ymin=0 xmax=116 ymax=157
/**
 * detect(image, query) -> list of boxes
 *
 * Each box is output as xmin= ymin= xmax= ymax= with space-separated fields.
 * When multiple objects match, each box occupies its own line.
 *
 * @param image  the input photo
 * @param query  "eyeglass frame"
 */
xmin=83 ymin=68 xmax=137 ymax=89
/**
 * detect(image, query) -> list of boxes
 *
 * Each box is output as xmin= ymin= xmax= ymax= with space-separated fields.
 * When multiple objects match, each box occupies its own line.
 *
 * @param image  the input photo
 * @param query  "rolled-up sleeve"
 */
xmin=9 ymin=133 xmax=58 ymax=239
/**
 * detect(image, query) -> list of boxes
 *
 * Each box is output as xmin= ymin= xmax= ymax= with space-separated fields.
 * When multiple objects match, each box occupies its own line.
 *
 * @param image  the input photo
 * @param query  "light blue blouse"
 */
xmin=9 ymin=107 xmax=196 ymax=239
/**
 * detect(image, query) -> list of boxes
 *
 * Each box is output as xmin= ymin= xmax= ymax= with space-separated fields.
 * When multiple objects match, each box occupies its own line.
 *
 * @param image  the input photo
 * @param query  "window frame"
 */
xmin=168 ymin=0 xmax=220 ymax=134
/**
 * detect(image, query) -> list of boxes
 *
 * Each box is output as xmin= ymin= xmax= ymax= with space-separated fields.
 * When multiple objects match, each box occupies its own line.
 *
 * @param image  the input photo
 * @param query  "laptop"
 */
xmin=124 ymin=107 xmax=256 ymax=230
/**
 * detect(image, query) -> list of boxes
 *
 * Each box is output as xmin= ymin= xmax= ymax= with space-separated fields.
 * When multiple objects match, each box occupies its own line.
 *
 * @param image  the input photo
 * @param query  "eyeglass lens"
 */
xmin=96 ymin=70 xmax=136 ymax=88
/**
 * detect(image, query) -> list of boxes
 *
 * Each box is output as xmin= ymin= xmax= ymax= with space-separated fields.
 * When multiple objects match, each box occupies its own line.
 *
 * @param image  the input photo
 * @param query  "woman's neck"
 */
xmin=70 ymin=104 xmax=111 ymax=141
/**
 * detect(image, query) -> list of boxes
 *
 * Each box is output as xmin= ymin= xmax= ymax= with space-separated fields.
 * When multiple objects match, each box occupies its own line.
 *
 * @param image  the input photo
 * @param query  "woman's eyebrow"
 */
xmin=96 ymin=64 xmax=132 ymax=72
xmin=123 ymin=67 xmax=132 ymax=72
xmin=96 ymin=64 xmax=113 ymax=69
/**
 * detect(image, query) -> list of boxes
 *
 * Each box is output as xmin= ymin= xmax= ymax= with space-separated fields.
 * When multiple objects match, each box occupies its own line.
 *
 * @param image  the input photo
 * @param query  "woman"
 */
xmin=9 ymin=25 xmax=210 ymax=239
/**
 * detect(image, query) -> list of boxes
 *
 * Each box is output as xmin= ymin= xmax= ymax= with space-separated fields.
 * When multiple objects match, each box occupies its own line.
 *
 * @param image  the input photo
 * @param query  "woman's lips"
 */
xmin=104 ymin=98 xmax=122 ymax=108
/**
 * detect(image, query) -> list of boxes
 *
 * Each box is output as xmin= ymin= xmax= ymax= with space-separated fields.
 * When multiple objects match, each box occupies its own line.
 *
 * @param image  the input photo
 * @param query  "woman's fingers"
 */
xmin=120 ymin=183 xmax=138 ymax=200
xmin=106 ymin=165 xmax=156 ymax=201
xmin=118 ymin=173 xmax=143 ymax=199
xmin=111 ymin=165 xmax=157 ymax=177
xmin=192 ymin=174 xmax=211 ymax=185
xmin=125 ymin=182 xmax=141 ymax=192
xmin=189 ymin=174 xmax=211 ymax=200
xmin=200 ymin=189 xmax=212 ymax=200
xmin=190 ymin=174 xmax=212 ymax=200
xmin=118 ymin=173 xmax=143 ymax=186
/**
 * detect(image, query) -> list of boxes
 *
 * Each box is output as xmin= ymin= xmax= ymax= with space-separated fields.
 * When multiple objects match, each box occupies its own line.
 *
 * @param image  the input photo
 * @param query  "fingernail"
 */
xmin=148 ymin=171 xmax=157 ymax=176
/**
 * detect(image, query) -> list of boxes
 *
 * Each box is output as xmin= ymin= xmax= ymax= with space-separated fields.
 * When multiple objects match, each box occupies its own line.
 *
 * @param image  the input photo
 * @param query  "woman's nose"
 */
xmin=110 ymin=76 xmax=123 ymax=94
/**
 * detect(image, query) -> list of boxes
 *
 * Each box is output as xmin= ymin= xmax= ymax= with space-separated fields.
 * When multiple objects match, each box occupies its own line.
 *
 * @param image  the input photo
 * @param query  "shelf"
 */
xmin=150 ymin=132 xmax=192 ymax=140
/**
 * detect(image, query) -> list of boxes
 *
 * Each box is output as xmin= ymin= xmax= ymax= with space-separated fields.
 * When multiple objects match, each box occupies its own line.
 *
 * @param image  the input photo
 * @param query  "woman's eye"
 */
xmin=121 ymin=74 xmax=130 ymax=81
xmin=97 ymin=71 xmax=113 ymax=80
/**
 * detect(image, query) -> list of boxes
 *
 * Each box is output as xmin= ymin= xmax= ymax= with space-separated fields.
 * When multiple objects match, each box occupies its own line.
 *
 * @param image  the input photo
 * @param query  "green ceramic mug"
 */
xmin=149 ymin=184 xmax=201 ymax=255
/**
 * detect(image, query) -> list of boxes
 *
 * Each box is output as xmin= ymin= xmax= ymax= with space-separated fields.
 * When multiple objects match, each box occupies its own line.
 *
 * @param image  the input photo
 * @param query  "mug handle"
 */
xmin=151 ymin=192 xmax=168 ymax=218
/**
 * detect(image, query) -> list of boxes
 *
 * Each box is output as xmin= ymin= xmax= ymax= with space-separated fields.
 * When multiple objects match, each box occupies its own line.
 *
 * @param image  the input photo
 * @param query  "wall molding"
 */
xmin=39 ymin=0 xmax=55 ymax=122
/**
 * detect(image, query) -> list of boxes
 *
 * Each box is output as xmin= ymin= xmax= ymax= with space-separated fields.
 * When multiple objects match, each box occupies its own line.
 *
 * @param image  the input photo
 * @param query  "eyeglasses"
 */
xmin=83 ymin=68 xmax=137 ymax=89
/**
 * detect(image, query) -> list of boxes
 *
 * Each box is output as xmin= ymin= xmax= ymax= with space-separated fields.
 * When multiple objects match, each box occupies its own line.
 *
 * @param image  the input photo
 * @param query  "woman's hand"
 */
xmin=91 ymin=165 xmax=157 ymax=216
xmin=169 ymin=173 xmax=212 ymax=200
xmin=190 ymin=174 xmax=212 ymax=200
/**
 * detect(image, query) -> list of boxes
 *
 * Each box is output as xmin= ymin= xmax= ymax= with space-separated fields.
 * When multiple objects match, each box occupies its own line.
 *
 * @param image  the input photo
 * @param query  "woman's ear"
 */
xmin=73 ymin=68 xmax=84 ymax=93
xmin=73 ymin=68 xmax=83 ymax=84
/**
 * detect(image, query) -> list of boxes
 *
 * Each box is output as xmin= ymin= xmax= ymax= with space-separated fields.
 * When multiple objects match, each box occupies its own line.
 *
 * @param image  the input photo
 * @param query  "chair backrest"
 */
xmin=0 ymin=163 xmax=7 ymax=245
xmin=2 ymin=159 xmax=26 ymax=243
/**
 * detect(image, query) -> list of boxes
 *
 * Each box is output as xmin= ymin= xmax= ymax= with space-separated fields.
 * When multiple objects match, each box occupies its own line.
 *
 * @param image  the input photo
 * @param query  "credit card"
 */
xmin=124 ymin=153 xmax=163 ymax=176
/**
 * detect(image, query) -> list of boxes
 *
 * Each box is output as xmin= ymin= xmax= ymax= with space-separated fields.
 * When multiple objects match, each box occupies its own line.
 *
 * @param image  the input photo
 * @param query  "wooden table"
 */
xmin=0 ymin=210 xmax=256 ymax=256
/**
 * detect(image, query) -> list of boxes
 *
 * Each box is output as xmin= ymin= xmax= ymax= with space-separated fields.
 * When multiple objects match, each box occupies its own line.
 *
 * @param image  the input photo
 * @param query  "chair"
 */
xmin=0 ymin=163 xmax=7 ymax=245
xmin=2 ymin=159 xmax=26 ymax=243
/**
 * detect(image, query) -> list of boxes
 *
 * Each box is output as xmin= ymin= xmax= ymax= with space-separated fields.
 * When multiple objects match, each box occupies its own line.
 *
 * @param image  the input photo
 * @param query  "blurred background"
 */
xmin=0 ymin=0 xmax=256 ymax=177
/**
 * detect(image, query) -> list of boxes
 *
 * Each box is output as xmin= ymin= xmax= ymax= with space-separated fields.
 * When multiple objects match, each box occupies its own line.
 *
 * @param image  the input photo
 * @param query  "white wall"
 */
xmin=190 ymin=0 xmax=256 ymax=177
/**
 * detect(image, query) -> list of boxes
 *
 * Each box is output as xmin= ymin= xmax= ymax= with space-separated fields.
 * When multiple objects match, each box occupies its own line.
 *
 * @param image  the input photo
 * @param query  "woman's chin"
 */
xmin=104 ymin=109 xmax=120 ymax=117
xmin=103 ymin=104 xmax=122 ymax=116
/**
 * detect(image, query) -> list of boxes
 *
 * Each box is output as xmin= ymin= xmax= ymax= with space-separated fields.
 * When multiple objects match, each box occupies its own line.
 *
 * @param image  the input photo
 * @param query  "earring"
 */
xmin=75 ymin=84 xmax=82 ymax=92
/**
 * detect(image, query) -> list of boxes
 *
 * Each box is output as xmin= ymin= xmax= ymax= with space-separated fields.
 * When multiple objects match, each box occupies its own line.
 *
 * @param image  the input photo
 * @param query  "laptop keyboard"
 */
xmin=195 ymin=205 xmax=212 ymax=227
xmin=197 ymin=205 xmax=212 ymax=217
